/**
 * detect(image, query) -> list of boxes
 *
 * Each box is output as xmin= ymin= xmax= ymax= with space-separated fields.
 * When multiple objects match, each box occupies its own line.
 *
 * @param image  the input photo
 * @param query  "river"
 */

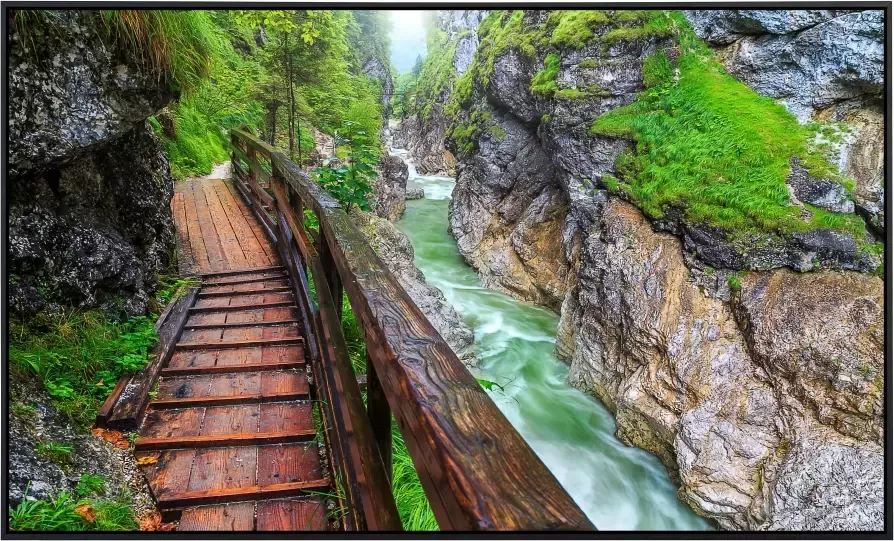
xmin=389 ymin=146 xmax=712 ymax=530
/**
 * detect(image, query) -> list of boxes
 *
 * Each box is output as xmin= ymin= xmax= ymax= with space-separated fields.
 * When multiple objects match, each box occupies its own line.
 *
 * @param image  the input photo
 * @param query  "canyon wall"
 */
xmin=416 ymin=9 xmax=884 ymax=530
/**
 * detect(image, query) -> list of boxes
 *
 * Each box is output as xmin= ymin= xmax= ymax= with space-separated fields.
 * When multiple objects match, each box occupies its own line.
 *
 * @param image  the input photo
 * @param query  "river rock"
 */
xmin=373 ymin=154 xmax=409 ymax=221
xmin=350 ymin=210 xmax=477 ymax=365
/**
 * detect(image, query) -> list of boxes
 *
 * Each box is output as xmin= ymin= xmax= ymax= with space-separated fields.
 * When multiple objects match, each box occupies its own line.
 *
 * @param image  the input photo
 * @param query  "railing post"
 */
xmin=366 ymin=352 xmax=392 ymax=484
xmin=319 ymin=234 xmax=344 ymax=321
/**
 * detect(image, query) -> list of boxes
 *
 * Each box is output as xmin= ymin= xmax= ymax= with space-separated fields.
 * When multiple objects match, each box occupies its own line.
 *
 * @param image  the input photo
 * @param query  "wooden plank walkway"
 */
xmin=141 ymin=178 xmax=330 ymax=531
xmin=173 ymin=179 xmax=276 ymax=274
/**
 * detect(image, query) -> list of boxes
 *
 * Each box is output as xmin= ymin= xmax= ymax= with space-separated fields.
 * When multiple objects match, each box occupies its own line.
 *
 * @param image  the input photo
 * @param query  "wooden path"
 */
xmin=172 ymin=179 xmax=276 ymax=273
xmin=133 ymin=179 xmax=330 ymax=531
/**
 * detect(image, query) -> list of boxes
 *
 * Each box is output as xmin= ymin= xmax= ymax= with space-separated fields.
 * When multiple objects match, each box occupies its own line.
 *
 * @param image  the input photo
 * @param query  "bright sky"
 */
xmin=387 ymin=10 xmax=429 ymax=73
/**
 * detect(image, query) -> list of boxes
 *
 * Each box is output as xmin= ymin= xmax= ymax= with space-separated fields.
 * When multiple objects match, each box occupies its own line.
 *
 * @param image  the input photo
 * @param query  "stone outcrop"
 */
xmin=8 ymin=10 xmax=176 ymax=316
xmin=437 ymin=9 xmax=884 ymax=530
xmin=350 ymin=210 xmax=476 ymax=365
xmin=363 ymin=56 xmax=394 ymax=127
xmin=372 ymin=153 xmax=409 ymax=221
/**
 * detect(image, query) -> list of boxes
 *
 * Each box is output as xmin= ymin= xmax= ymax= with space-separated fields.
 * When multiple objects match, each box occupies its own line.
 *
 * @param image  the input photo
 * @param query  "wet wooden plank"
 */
xmin=212 ymin=179 xmax=271 ymax=268
xmin=182 ymin=181 xmax=211 ymax=272
xmin=200 ymin=405 xmax=260 ymax=436
xmin=171 ymin=191 xmax=196 ymax=273
xmin=183 ymin=318 xmax=299 ymax=330
xmin=142 ymin=408 xmax=205 ymax=439
xmin=198 ymin=286 xmax=291 ymax=298
xmin=178 ymin=502 xmax=255 ymax=531
xmin=201 ymin=278 xmax=290 ymax=294
xmin=135 ymin=430 xmax=316 ymax=451
xmin=161 ymin=359 xmax=303 ymax=377
xmin=192 ymin=180 xmax=229 ymax=272
xmin=187 ymin=446 xmax=258 ymax=492
xmin=189 ymin=300 xmax=295 ymax=313
xmin=176 ymin=337 xmax=302 ymax=350
xmin=149 ymin=391 xmax=308 ymax=409
xmin=257 ymin=444 xmax=323 ymax=486
xmin=261 ymin=371 xmax=307 ymax=395
xmin=258 ymin=402 xmax=315 ymax=434
xmin=157 ymin=479 xmax=331 ymax=509
xmin=199 ymin=265 xmax=283 ymax=279
xmin=138 ymin=449 xmax=197 ymax=500
xmin=167 ymin=350 xmax=220 ymax=370
xmin=202 ymin=180 xmax=249 ymax=270
xmin=256 ymin=499 xmax=329 ymax=531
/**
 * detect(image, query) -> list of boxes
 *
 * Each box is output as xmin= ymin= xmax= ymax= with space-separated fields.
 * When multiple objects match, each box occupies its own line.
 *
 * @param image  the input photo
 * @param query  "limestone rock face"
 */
xmin=373 ymin=154 xmax=409 ymax=221
xmin=350 ymin=210 xmax=476 ymax=364
xmin=562 ymin=199 xmax=883 ymax=530
xmin=8 ymin=11 xmax=175 ymax=316
xmin=363 ymin=56 xmax=394 ymax=126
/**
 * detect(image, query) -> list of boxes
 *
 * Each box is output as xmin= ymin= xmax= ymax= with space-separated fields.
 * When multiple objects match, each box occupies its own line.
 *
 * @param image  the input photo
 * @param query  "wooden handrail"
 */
xmin=230 ymin=128 xmax=594 ymax=531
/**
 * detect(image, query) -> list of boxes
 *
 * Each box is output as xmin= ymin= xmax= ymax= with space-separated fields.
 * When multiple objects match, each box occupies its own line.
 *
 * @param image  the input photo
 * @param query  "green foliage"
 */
xmin=530 ymin=53 xmax=560 ymax=97
xmin=9 ymin=311 xmax=158 ymax=427
xmin=160 ymin=101 xmax=230 ymax=179
xmin=642 ymin=50 xmax=673 ymax=88
xmin=588 ymin=15 xmax=866 ymax=239
xmin=576 ymin=58 xmax=599 ymax=69
xmin=314 ymin=121 xmax=377 ymax=211
xmin=98 ymin=10 xmax=224 ymax=94
xmin=548 ymin=10 xmax=609 ymax=49
xmin=36 ymin=442 xmax=73 ymax=466
xmin=76 ymin=475 xmax=107 ymax=498
xmin=9 ymin=491 xmax=137 ymax=531
xmin=728 ymin=275 xmax=742 ymax=292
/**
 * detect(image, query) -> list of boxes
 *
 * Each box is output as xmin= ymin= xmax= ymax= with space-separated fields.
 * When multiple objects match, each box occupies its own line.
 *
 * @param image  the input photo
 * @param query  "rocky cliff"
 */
xmin=393 ymin=11 xmax=486 ymax=176
xmin=436 ymin=9 xmax=883 ymax=530
xmin=8 ymin=10 xmax=176 ymax=316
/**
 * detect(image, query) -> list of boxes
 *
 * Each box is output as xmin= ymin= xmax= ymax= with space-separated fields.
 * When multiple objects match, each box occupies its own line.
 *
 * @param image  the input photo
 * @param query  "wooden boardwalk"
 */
xmin=172 ymin=179 xmax=276 ymax=273
xmin=132 ymin=179 xmax=330 ymax=531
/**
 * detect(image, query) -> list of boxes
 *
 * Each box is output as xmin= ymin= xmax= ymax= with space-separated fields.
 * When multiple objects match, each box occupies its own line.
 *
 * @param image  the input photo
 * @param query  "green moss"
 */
xmin=530 ymin=53 xmax=560 ymax=97
xmin=488 ymin=125 xmax=508 ymax=140
xmin=728 ymin=275 xmax=742 ymax=291
xmin=642 ymin=50 xmax=673 ymax=88
xmin=548 ymin=10 xmax=609 ymax=49
xmin=602 ymin=10 xmax=674 ymax=44
xmin=587 ymin=14 xmax=866 ymax=239
xmin=576 ymin=58 xmax=599 ymax=69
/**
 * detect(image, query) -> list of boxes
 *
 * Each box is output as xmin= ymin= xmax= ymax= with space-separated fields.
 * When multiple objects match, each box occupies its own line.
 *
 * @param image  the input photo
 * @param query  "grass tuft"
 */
xmin=98 ymin=10 xmax=225 ymax=94
xmin=9 ymin=491 xmax=137 ymax=531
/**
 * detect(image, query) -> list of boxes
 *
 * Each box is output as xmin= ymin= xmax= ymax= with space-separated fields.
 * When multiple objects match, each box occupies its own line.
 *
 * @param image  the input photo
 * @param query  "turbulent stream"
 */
xmin=389 ymin=146 xmax=712 ymax=530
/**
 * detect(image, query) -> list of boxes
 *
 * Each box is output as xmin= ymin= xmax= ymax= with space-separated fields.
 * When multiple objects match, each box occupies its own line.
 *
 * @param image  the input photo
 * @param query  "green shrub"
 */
xmin=76 ymin=475 xmax=107 ymax=498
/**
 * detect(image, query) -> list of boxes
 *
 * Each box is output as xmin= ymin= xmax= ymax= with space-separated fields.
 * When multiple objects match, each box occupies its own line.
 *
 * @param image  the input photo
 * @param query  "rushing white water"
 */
xmin=390 ymin=146 xmax=712 ymax=530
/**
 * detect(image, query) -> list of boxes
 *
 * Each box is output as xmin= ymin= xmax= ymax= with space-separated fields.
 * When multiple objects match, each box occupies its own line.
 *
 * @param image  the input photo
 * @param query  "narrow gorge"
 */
xmin=388 ymin=9 xmax=884 ymax=531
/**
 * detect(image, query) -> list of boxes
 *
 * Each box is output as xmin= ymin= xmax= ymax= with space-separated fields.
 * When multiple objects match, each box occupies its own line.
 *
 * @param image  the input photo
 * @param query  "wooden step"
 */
xmin=198 ymin=286 xmax=292 ymax=299
xmin=183 ymin=319 xmax=300 ymax=330
xmin=176 ymin=337 xmax=303 ymax=350
xmin=199 ymin=265 xmax=284 ymax=278
xmin=135 ymin=429 xmax=317 ymax=451
xmin=161 ymin=360 xmax=304 ymax=377
xmin=149 ymin=391 xmax=308 ymax=409
xmin=156 ymin=479 xmax=331 ymax=509
xmin=189 ymin=301 xmax=295 ymax=313
xmin=201 ymin=274 xmax=288 ymax=287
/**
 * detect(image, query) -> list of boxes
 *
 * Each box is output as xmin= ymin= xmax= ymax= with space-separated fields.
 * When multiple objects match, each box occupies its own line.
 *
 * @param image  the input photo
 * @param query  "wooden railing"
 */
xmin=229 ymin=128 xmax=594 ymax=531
